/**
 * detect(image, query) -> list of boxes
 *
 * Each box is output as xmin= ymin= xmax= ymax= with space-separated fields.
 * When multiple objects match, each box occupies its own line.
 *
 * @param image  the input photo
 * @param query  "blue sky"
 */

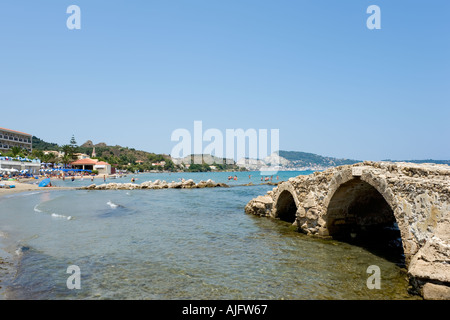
xmin=0 ymin=1 xmax=449 ymax=161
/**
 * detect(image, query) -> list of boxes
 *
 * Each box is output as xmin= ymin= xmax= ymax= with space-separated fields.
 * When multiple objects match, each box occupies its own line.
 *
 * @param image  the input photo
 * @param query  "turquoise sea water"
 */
xmin=0 ymin=171 xmax=417 ymax=299
xmin=48 ymin=170 xmax=312 ymax=188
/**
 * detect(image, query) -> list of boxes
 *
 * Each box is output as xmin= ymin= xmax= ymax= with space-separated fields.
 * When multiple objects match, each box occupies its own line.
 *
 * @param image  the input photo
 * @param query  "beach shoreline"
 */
xmin=0 ymin=172 xmax=128 ymax=197
xmin=0 ymin=181 xmax=75 ymax=198
xmin=0 ymin=180 xmax=78 ymax=299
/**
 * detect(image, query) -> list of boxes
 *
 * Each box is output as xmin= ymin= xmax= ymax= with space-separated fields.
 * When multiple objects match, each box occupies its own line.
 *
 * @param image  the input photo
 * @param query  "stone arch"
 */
xmin=272 ymin=182 xmax=299 ymax=223
xmin=322 ymin=170 xmax=413 ymax=266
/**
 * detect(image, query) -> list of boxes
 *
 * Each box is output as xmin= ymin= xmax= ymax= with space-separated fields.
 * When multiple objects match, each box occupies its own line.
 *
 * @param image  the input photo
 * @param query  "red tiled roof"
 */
xmin=0 ymin=127 xmax=32 ymax=136
xmin=71 ymin=158 xmax=99 ymax=165
xmin=95 ymin=161 xmax=110 ymax=165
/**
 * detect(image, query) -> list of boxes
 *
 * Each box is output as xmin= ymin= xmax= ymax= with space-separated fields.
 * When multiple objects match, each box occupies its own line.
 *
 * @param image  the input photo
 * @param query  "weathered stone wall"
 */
xmin=245 ymin=161 xmax=450 ymax=299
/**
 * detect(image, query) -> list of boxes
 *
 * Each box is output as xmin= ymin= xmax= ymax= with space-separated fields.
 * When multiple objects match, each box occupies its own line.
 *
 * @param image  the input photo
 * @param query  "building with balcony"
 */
xmin=0 ymin=127 xmax=32 ymax=153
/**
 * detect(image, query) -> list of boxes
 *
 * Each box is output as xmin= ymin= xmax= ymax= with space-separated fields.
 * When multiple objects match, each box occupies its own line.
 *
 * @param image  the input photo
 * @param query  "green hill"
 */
xmin=32 ymin=136 xmax=59 ymax=151
xmin=278 ymin=150 xmax=360 ymax=168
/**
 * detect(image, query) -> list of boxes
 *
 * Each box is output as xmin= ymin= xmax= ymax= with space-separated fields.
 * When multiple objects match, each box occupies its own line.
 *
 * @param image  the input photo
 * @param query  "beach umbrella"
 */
xmin=39 ymin=178 xmax=51 ymax=187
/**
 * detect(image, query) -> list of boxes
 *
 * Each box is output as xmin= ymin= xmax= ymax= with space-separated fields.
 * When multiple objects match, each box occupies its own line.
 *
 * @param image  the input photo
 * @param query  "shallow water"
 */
xmin=0 ymin=173 xmax=418 ymax=300
xmin=48 ymin=170 xmax=311 ymax=188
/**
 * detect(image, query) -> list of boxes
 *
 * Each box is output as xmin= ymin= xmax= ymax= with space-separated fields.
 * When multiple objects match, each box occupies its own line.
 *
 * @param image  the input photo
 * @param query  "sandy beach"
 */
xmin=0 ymin=173 xmax=130 ymax=197
xmin=0 ymin=180 xmax=74 ymax=197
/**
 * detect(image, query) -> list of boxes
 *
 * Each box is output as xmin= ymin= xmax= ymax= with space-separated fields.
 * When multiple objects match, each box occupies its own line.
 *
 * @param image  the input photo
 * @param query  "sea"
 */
xmin=0 ymin=171 xmax=418 ymax=300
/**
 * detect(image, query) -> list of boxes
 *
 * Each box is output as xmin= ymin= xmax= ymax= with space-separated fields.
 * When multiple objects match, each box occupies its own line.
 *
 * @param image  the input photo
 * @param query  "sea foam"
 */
xmin=51 ymin=213 xmax=73 ymax=220
xmin=107 ymin=201 xmax=119 ymax=209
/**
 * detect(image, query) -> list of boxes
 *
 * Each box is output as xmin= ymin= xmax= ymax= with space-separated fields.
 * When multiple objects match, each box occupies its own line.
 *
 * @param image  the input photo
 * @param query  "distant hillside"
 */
xmin=77 ymin=141 xmax=174 ymax=171
xmin=172 ymin=154 xmax=235 ymax=166
xmin=236 ymin=151 xmax=360 ymax=171
xmin=279 ymin=150 xmax=360 ymax=168
xmin=171 ymin=154 xmax=241 ymax=172
xmin=29 ymin=136 xmax=449 ymax=171
xmin=32 ymin=136 xmax=59 ymax=151
xmin=383 ymin=159 xmax=450 ymax=166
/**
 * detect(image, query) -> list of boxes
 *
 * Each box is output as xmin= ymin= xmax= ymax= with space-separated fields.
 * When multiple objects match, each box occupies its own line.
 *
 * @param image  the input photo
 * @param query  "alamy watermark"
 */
xmin=366 ymin=265 xmax=381 ymax=289
xmin=65 ymin=5 xmax=381 ymax=31
xmin=171 ymin=121 xmax=280 ymax=173
xmin=66 ymin=5 xmax=81 ymax=30
xmin=367 ymin=5 xmax=381 ymax=30
xmin=66 ymin=265 xmax=81 ymax=290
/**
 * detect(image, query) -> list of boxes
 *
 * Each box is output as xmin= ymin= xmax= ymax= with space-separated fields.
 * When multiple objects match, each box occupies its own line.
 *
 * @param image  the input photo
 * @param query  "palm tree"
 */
xmin=60 ymin=144 xmax=73 ymax=157
xmin=60 ymin=153 xmax=72 ymax=168
xmin=32 ymin=149 xmax=44 ymax=160
xmin=41 ymin=153 xmax=57 ymax=166
xmin=41 ymin=153 xmax=51 ymax=166
xmin=10 ymin=146 xmax=22 ymax=157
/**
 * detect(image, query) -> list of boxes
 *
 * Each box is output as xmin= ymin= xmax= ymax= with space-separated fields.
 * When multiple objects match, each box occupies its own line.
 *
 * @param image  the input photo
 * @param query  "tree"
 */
xmin=61 ymin=144 xmax=73 ymax=157
xmin=41 ymin=153 xmax=57 ymax=165
xmin=163 ymin=159 xmax=175 ymax=171
xmin=10 ymin=146 xmax=23 ymax=157
xmin=70 ymin=135 xmax=77 ymax=147
xmin=68 ymin=136 xmax=79 ymax=160
xmin=32 ymin=149 xmax=44 ymax=160
xmin=32 ymin=136 xmax=59 ymax=151
xmin=60 ymin=153 xmax=72 ymax=168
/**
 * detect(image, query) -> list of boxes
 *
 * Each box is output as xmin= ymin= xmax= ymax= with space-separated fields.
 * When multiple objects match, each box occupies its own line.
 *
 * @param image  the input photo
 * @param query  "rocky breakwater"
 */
xmin=80 ymin=179 xmax=229 ymax=190
xmin=245 ymin=161 xmax=450 ymax=299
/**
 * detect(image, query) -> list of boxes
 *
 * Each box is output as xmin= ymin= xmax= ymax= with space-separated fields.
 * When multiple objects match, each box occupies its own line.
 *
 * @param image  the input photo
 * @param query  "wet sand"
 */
xmin=0 ymin=173 xmax=119 ymax=197
xmin=0 ymin=181 xmax=74 ymax=197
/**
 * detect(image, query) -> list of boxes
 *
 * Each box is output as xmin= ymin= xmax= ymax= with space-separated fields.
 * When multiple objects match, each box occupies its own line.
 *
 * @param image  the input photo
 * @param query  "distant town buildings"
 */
xmin=43 ymin=151 xmax=90 ymax=160
xmin=73 ymin=153 xmax=90 ymax=160
xmin=43 ymin=150 xmax=64 ymax=158
xmin=0 ymin=127 xmax=32 ymax=153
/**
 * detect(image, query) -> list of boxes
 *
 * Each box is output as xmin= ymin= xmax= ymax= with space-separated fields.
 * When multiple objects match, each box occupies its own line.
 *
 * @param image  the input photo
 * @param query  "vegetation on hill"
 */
xmin=32 ymin=136 xmax=59 ymax=151
xmin=10 ymin=136 xmax=448 ymax=173
xmin=174 ymin=154 xmax=242 ymax=172
xmin=78 ymin=144 xmax=177 ymax=172
xmin=278 ymin=150 xmax=360 ymax=167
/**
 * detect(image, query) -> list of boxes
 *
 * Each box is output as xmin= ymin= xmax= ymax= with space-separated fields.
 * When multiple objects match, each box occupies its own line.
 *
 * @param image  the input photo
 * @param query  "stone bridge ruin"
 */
xmin=245 ymin=161 xmax=450 ymax=299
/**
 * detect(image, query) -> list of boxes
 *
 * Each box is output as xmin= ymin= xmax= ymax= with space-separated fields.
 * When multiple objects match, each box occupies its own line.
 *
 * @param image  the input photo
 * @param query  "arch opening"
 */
xmin=326 ymin=178 xmax=405 ymax=266
xmin=275 ymin=190 xmax=297 ymax=223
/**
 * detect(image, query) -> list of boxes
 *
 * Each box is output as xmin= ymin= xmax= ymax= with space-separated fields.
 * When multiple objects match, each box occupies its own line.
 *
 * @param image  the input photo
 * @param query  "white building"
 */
xmin=0 ymin=158 xmax=41 ymax=175
xmin=0 ymin=127 xmax=32 ymax=153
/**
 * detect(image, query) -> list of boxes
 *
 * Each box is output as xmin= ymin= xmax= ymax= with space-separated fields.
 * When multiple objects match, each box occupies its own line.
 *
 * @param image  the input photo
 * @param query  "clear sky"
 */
xmin=0 ymin=1 xmax=449 ymax=161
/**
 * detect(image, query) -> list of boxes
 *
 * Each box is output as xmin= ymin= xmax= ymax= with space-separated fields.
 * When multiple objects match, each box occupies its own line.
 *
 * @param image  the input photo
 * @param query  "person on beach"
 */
xmin=104 ymin=175 xmax=106 ymax=182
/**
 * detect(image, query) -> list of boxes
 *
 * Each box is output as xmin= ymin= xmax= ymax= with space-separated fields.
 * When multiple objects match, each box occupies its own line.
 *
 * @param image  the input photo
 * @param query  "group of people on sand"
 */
xmin=59 ymin=173 xmax=96 ymax=182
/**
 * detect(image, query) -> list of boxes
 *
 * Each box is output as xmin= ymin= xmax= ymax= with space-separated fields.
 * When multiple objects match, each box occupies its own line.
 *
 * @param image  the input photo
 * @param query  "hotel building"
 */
xmin=0 ymin=127 xmax=33 ymax=153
